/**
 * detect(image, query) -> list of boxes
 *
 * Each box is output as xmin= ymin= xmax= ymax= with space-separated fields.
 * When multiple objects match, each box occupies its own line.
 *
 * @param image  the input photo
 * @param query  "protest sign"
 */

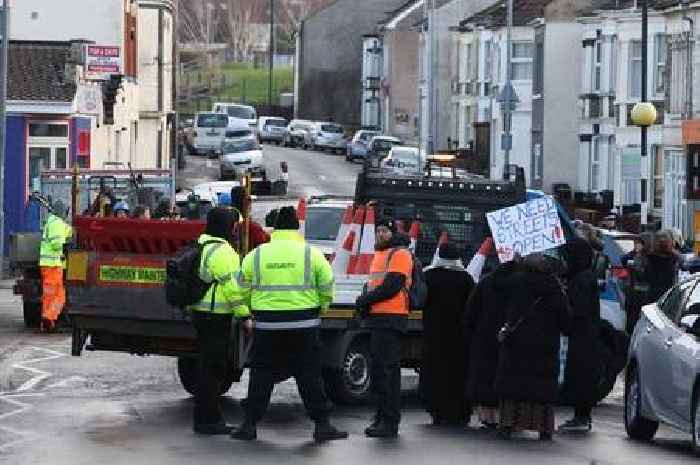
xmin=486 ymin=195 xmax=566 ymax=263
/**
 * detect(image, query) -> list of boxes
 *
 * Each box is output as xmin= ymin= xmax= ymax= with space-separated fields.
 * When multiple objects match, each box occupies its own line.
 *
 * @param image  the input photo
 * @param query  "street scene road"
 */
xmin=0 ymin=145 xmax=697 ymax=465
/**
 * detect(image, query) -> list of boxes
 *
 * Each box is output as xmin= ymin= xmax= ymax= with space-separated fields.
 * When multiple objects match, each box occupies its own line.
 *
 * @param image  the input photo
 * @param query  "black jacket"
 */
xmin=463 ymin=263 xmax=515 ymax=407
xmin=645 ymin=252 xmax=679 ymax=303
xmin=494 ymin=269 xmax=571 ymax=404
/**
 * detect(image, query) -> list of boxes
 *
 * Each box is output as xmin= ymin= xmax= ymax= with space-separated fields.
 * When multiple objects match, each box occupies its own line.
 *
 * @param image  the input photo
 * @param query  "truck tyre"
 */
xmin=324 ymin=340 xmax=373 ymax=405
xmin=23 ymin=302 xmax=41 ymax=328
xmin=177 ymin=356 xmax=236 ymax=397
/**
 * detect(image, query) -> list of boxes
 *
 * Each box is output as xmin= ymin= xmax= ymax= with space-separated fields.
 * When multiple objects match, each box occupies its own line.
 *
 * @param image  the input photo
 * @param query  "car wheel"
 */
xmin=624 ymin=365 xmax=659 ymax=441
xmin=324 ymin=340 xmax=373 ymax=405
xmin=693 ymin=388 xmax=700 ymax=456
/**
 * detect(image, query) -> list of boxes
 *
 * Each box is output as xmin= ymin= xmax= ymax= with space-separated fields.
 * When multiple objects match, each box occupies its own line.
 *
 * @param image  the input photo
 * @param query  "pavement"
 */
xmin=0 ymin=146 xmax=697 ymax=464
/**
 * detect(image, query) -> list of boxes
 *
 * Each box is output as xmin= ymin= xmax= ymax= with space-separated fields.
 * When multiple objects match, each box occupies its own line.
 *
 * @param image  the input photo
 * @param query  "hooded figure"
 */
xmin=558 ymin=238 xmax=601 ymax=433
xmin=421 ymin=242 xmax=475 ymax=425
xmin=644 ymin=230 xmax=679 ymax=303
xmin=204 ymin=206 xmax=238 ymax=242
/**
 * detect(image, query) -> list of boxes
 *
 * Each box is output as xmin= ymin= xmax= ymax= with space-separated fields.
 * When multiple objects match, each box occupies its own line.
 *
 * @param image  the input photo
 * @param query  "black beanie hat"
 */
xmin=205 ymin=207 xmax=236 ymax=241
xmin=375 ymin=216 xmax=395 ymax=232
xmin=439 ymin=242 xmax=460 ymax=260
xmin=275 ymin=206 xmax=300 ymax=230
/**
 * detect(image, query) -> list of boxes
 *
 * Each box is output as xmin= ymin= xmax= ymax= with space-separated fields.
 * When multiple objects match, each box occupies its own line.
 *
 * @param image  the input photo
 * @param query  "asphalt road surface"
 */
xmin=0 ymin=146 xmax=697 ymax=464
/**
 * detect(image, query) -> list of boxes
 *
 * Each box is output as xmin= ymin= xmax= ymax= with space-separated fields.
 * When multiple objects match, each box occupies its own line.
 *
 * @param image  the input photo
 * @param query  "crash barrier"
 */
xmin=74 ymin=216 xmax=205 ymax=255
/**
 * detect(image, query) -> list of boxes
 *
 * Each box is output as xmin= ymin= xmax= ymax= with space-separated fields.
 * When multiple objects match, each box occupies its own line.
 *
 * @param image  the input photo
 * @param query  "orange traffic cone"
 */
xmin=332 ymin=230 xmax=356 ymax=276
xmin=466 ymin=237 xmax=494 ymax=282
xmin=431 ymin=231 xmax=449 ymax=265
xmin=408 ymin=221 xmax=421 ymax=253
xmin=297 ymin=198 xmax=307 ymax=237
xmin=354 ymin=206 xmax=376 ymax=275
xmin=347 ymin=206 xmax=366 ymax=274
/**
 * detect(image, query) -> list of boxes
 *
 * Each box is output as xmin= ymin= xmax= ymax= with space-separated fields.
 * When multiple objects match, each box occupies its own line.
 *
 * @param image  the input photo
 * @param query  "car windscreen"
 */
xmin=374 ymin=139 xmax=398 ymax=151
xmin=321 ymin=125 xmax=343 ymax=134
xmin=223 ymin=139 xmax=257 ymax=153
xmin=197 ymin=114 xmax=228 ymax=128
xmin=265 ymin=119 xmax=287 ymax=127
xmin=225 ymin=129 xmax=252 ymax=138
xmin=227 ymin=106 xmax=256 ymax=119
xmin=305 ymin=207 xmax=345 ymax=241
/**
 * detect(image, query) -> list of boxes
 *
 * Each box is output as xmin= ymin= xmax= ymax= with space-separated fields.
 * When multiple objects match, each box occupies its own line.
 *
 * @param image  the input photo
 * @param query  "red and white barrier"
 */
xmin=408 ymin=221 xmax=421 ymax=253
xmin=467 ymin=237 xmax=494 ymax=282
xmin=297 ymin=198 xmax=307 ymax=236
xmin=332 ymin=230 xmax=356 ymax=276
xmin=354 ymin=206 xmax=376 ymax=275
xmin=335 ymin=206 xmax=353 ymax=250
xmin=347 ymin=206 xmax=366 ymax=274
xmin=431 ymin=231 xmax=449 ymax=265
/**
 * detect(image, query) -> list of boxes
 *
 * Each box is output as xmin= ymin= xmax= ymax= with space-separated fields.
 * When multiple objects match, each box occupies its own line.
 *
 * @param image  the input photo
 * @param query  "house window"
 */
xmin=653 ymin=145 xmax=664 ymax=209
xmin=590 ymin=97 xmax=602 ymax=118
xmin=533 ymin=143 xmax=542 ymax=180
xmin=591 ymin=137 xmax=601 ymax=192
xmin=610 ymin=36 xmax=618 ymax=93
xmin=511 ymin=42 xmax=533 ymax=80
xmin=27 ymin=121 xmax=70 ymax=191
xmin=664 ymin=150 xmax=687 ymax=231
xmin=533 ymin=41 xmax=544 ymax=95
xmin=28 ymin=123 xmax=68 ymax=138
xmin=654 ymin=33 xmax=667 ymax=95
xmin=484 ymin=40 xmax=493 ymax=81
xmin=629 ymin=40 xmax=642 ymax=98
xmin=594 ymin=40 xmax=602 ymax=91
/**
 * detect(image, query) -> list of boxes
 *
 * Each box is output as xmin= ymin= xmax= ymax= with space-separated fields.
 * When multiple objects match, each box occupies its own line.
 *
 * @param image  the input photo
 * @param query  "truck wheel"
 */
xmin=177 ymin=357 xmax=236 ymax=397
xmin=23 ymin=302 xmax=41 ymax=328
xmin=325 ymin=341 xmax=373 ymax=405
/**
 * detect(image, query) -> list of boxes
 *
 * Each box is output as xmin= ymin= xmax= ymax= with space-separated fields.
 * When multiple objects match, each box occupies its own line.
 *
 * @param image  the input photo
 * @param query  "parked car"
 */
xmin=346 ymin=130 xmax=379 ymax=161
xmin=367 ymin=135 xmax=402 ymax=160
xmin=304 ymin=196 xmax=354 ymax=257
xmin=213 ymin=102 xmax=258 ymax=133
xmin=223 ymin=118 xmax=255 ymax=142
xmin=258 ymin=116 xmax=288 ymax=144
xmin=219 ymin=137 xmax=264 ymax=181
xmin=624 ymin=275 xmax=700 ymax=454
xmin=305 ymin=122 xmax=347 ymax=154
xmin=380 ymin=146 xmax=420 ymax=175
xmin=283 ymin=120 xmax=313 ymax=148
xmin=192 ymin=112 xmax=229 ymax=157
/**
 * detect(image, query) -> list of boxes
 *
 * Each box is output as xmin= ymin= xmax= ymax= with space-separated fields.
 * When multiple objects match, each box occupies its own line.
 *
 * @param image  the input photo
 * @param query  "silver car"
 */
xmin=625 ymin=276 xmax=700 ymax=454
xmin=306 ymin=122 xmax=347 ymax=154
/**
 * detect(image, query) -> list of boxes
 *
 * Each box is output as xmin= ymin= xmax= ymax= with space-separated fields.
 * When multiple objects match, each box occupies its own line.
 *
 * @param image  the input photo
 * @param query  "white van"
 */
xmin=192 ymin=112 xmax=229 ymax=157
xmin=212 ymin=103 xmax=258 ymax=131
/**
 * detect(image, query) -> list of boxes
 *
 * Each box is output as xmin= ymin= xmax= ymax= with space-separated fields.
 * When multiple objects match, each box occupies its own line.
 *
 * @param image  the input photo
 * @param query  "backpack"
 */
xmin=165 ymin=240 xmax=220 ymax=309
xmin=388 ymin=248 xmax=428 ymax=311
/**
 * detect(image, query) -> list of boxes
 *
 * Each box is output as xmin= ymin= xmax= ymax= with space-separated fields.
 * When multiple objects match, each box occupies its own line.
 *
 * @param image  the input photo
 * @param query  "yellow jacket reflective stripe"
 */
xmin=240 ymin=230 xmax=334 ymax=328
xmin=39 ymin=214 xmax=72 ymax=268
xmin=190 ymin=234 xmax=250 ymax=317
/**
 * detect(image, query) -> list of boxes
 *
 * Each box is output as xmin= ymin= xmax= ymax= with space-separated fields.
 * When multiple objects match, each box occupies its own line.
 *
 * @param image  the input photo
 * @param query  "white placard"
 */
xmin=85 ymin=45 xmax=121 ymax=80
xmin=486 ymin=195 xmax=566 ymax=263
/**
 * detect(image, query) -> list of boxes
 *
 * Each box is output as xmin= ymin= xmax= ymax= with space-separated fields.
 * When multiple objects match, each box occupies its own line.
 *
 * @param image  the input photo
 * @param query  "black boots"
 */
xmin=194 ymin=423 xmax=234 ymax=435
xmin=364 ymin=417 xmax=398 ymax=438
xmin=313 ymin=419 xmax=349 ymax=441
xmin=230 ymin=421 xmax=257 ymax=441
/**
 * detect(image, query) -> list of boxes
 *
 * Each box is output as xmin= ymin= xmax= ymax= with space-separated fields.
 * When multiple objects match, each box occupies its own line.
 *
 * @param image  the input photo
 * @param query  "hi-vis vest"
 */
xmin=368 ymin=248 xmax=412 ymax=315
xmin=39 ymin=214 xmax=72 ymax=268
xmin=239 ymin=230 xmax=334 ymax=330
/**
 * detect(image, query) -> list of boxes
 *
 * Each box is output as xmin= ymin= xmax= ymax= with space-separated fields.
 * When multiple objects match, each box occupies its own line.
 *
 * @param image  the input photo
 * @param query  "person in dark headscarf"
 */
xmin=464 ymin=260 xmax=517 ymax=430
xmin=420 ymin=242 xmax=475 ymax=425
xmin=644 ymin=230 xmax=680 ymax=304
xmin=558 ymin=238 xmax=601 ymax=433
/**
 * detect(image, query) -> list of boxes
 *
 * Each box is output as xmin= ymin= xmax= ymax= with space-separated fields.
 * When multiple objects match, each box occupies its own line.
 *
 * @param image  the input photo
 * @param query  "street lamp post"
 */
xmin=0 ymin=0 xmax=9 ymax=276
xmin=503 ymin=0 xmax=513 ymax=179
xmin=269 ymin=0 xmax=274 ymax=107
xmin=640 ymin=0 xmax=648 ymax=226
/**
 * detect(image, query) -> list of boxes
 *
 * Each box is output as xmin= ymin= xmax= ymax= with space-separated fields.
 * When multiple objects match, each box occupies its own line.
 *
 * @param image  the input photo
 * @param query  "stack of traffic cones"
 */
xmin=353 ymin=206 xmax=376 ymax=275
xmin=431 ymin=231 xmax=449 ymax=266
xmin=347 ymin=206 xmax=366 ymax=274
xmin=297 ymin=198 xmax=307 ymax=237
xmin=335 ymin=206 xmax=353 ymax=251
xmin=408 ymin=221 xmax=421 ymax=253
xmin=332 ymin=230 xmax=356 ymax=277
xmin=466 ymin=237 xmax=494 ymax=282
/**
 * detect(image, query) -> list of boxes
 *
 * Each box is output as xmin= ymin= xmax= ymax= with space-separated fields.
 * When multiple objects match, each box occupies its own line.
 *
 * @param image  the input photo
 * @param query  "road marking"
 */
xmin=0 ymin=347 xmax=65 ymax=451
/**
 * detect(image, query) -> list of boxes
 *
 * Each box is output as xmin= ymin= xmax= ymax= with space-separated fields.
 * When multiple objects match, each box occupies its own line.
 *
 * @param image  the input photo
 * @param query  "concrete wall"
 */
xmin=11 ymin=0 xmax=123 ymax=46
xmin=297 ymin=0 xmax=408 ymax=127
xmin=541 ymin=22 xmax=582 ymax=193
xmin=384 ymin=29 xmax=419 ymax=142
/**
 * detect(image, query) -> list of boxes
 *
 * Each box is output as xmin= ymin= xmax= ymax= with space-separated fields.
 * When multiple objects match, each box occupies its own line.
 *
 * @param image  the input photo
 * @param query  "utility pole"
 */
xmin=427 ymin=0 xmax=435 ymax=155
xmin=640 ymin=0 xmax=648 ymax=226
xmin=503 ymin=0 xmax=513 ymax=179
xmin=0 ymin=0 xmax=9 ymax=276
xmin=269 ymin=0 xmax=274 ymax=106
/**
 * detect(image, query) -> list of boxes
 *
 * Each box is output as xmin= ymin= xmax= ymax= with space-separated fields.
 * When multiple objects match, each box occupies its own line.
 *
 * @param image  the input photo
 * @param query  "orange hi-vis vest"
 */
xmin=368 ymin=247 xmax=413 ymax=315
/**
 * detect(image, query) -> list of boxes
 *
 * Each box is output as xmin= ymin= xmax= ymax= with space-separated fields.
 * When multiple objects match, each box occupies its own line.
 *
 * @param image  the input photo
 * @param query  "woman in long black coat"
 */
xmin=463 ymin=261 xmax=517 ymax=428
xmin=494 ymin=255 xmax=571 ymax=440
xmin=558 ymin=238 xmax=601 ymax=433
xmin=421 ymin=243 xmax=475 ymax=425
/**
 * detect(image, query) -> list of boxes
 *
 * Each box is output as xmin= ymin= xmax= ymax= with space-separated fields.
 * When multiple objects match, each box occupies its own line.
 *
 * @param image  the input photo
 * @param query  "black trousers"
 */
xmin=192 ymin=311 xmax=232 ymax=427
xmin=370 ymin=328 xmax=403 ymax=425
xmin=244 ymin=328 xmax=332 ymax=423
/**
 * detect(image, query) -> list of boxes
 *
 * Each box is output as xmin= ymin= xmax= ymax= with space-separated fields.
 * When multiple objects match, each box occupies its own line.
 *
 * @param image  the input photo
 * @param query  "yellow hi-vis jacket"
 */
xmin=39 ymin=214 xmax=73 ymax=268
xmin=239 ymin=230 xmax=334 ymax=330
xmin=190 ymin=234 xmax=250 ymax=317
